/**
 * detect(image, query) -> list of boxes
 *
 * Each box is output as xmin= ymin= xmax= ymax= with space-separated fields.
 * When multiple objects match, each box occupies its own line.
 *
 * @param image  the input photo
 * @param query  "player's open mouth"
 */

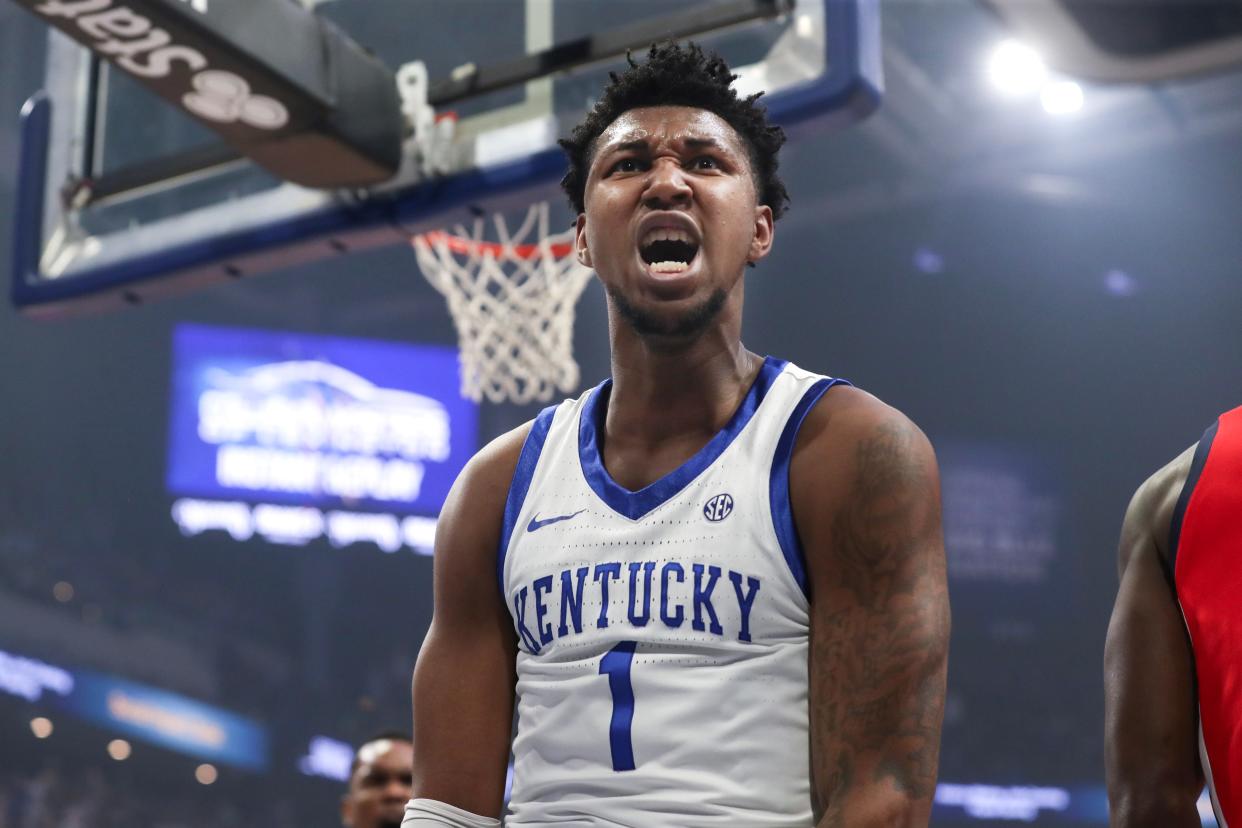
xmin=639 ymin=228 xmax=700 ymax=275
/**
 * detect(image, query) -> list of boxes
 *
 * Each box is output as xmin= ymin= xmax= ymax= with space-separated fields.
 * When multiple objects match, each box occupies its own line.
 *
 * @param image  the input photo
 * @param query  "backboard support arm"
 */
xmin=429 ymin=0 xmax=794 ymax=106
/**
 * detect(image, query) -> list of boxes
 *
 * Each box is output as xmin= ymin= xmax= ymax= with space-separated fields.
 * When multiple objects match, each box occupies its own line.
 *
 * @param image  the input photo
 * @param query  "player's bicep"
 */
xmin=797 ymin=401 xmax=949 ymax=826
xmin=1104 ymin=514 xmax=1201 ymax=826
xmin=411 ymin=430 xmax=526 ymax=817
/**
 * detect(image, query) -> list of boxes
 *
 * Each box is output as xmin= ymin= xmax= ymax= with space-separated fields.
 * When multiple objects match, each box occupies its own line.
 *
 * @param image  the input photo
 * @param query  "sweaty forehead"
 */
xmin=595 ymin=106 xmax=747 ymax=157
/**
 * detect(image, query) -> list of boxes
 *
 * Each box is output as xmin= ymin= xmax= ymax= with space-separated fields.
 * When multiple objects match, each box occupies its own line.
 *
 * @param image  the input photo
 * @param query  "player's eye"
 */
xmin=689 ymin=156 xmax=720 ymax=171
xmin=609 ymin=157 xmax=643 ymax=174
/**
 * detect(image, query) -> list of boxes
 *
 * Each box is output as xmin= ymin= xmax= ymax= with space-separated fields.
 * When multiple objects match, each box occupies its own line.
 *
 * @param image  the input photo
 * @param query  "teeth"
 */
xmin=641 ymin=228 xmax=695 ymax=247
xmin=650 ymin=261 xmax=689 ymax=273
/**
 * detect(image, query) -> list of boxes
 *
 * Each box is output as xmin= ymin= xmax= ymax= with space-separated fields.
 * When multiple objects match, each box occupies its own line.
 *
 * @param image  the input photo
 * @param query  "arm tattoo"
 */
xmin=811 ymin=420 xmax=950 ymax=824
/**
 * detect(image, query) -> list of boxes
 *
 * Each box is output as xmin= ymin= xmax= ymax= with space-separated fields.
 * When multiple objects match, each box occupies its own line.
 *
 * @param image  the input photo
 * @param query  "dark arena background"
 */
xmin=3 ymin=1 xmax=1242 ymax=826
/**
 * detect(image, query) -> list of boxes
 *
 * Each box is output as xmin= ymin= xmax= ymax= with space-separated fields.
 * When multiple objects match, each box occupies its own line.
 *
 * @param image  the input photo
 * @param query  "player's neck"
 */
xmin=606 ymin=338 xmax=763 ymax=446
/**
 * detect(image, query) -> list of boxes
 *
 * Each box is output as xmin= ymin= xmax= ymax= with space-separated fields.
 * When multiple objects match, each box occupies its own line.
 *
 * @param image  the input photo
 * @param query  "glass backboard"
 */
xmin=13 ymin=0 xmax=881 ymax=315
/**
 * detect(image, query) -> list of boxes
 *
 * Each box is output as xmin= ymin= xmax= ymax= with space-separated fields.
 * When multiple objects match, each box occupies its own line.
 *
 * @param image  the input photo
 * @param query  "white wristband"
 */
xmin=401 ymin=798 xmax=501 ymax=828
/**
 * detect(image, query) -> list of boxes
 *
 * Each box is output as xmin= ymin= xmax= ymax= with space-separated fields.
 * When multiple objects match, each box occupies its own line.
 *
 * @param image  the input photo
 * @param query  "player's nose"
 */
xmin=382 ymin=778 xmax=411 ymax=803
xmin=641 ymin=158 xmax=692 ymax=209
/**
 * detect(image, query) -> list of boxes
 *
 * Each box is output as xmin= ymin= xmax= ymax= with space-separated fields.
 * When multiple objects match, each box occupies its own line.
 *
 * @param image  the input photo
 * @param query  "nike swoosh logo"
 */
xmin=527 ymin=509 xmax=586 ymax=533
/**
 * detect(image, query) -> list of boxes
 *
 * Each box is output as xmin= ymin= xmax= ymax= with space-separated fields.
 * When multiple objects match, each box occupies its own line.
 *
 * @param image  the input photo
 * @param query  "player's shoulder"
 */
xmin=794 ymin=380 xmax=932 ymax=470
xmin=1129 ymin=444 xmax=1197 ymax=517
xmin=444 ymin=397 xmax=578 ymax=534
xmin=1120 ymin=443 xmax=1197 ymax=570
xmin=433 ymin=418 xmax=540 ymax=570
xmin=788 ymin=380 xmax=935 ymax=510
xmin=455 ymin=419 xmax=538 ymax=502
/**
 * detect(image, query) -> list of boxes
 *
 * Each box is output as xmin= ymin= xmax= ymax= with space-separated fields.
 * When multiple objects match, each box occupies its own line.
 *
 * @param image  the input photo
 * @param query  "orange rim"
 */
xmin=414 ymin=230 xmax=576 ymax=261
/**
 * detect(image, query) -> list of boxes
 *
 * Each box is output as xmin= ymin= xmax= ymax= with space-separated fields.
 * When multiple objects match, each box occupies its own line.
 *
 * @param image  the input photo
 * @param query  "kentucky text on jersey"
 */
xmin=511 ymin=561 xmax=762 ymax=653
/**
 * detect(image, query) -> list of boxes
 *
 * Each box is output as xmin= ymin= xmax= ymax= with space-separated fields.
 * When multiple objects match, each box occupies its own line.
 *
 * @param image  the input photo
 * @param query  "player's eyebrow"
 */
xmin=599 ymin=138 xmax=650 ymax=156
xmin=599 ymin=134 xmax=733 ymax=156
xmin=682 ymin=137 xmax=726 ymax=150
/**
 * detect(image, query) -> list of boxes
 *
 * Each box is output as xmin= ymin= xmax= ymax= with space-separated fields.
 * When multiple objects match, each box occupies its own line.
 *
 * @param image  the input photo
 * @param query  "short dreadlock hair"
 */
xmin=559 ymin=42 xmax=789 ymax=219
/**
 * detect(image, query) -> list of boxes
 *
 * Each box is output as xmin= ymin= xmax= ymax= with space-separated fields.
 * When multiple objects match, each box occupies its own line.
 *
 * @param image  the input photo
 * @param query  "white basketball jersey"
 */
xmin=498 ymin=357 xmax=848 ymax=827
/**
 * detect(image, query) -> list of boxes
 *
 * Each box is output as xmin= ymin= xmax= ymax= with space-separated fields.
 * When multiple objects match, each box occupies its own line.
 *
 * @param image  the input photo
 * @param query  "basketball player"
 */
xmin=342 ymin=733 xmax=413 ymax=828
xmin=405 ymin=43 xmax=950 ymax=827
xmin=1105 ymin=407 xmax=1242 ymax=826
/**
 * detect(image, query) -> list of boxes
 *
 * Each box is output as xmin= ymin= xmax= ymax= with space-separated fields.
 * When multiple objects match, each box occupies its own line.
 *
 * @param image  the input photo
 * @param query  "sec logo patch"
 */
xmin=703 ymin=493 xmax=734 ymax=522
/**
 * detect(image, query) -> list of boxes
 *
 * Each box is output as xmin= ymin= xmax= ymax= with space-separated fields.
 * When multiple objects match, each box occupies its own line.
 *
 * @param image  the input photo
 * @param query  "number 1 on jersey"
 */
xmin=599 ymin=640 xmax=637 ymax=771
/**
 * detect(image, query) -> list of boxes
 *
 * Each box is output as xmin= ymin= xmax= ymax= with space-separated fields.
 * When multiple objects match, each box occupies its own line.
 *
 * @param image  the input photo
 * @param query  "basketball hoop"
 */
xmin=410 ymin=202 xmax=594 ymax=404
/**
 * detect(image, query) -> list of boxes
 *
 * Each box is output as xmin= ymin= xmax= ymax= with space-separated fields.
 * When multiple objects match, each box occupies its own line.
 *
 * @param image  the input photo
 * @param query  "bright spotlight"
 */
xmin=989 ymin=40 xmax=1046 ymax=95
xmin=107 ymin=739 xmax=131 ymax=761
xmin=1104 ymin=269 xmax=1137 ymax=296
xmin=30 ymin=718 xmax=53 ymax=739
xmin=913 ymin=247 xmax=945 ymax=275
xmin=1041 ymin=80 xmax=1084 ymax=115
xmin=196 ymin=763 xmax=219 ymax=785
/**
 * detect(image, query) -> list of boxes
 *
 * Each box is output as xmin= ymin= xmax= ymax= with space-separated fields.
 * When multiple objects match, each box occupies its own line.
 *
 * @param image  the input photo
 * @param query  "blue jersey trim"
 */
xmin=577 ymin=357 xmax=786 ymax=521
xmin=770 ymin=377 xmax=852 ymax=596
xmin=1167 ymin=418 xmax=1220 ymax=587
xmin=498 ymin=405 xmax=559 ymax=594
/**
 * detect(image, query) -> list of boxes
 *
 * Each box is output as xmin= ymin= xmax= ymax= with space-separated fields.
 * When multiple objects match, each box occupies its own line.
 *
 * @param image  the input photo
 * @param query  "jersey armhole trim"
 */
xmin=1167 ymin=418 xmax=1219 ymax=585
xmin=497 ymin=405 xmax=559 ymax=595
xmin=770 ymin=377 xmax=851 ymax=597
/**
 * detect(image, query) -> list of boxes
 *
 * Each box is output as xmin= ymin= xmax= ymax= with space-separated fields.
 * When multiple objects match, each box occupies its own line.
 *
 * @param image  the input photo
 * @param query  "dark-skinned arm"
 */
xmin=1104 ymin=445 xmax=1202 ymax=827
xmin=409 ymin=424 xmax=531 ymax=817
xmin=791 ymin=388 xmax=950 ymax=827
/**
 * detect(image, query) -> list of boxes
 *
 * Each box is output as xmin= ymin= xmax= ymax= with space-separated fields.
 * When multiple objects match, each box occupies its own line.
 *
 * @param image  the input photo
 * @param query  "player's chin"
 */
xmin=611 ymin=286 xmax=728 ymax=340
xmin=376 ymin=812 xmax=405 ymax=828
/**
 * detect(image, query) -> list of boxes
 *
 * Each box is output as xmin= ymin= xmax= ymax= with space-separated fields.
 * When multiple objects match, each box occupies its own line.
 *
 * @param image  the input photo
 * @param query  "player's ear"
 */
xmin=575 ymin=213 xmax=593 ymax=268
xmin=747 ymin=204 xmax=774 ymax=264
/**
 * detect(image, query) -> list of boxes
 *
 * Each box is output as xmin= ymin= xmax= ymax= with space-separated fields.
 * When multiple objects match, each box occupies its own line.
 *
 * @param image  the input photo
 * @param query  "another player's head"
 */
xmin=340 ymin=732 xmax=413 ymax=828
xmin=561 ymin=42 xmax=788 ymax=341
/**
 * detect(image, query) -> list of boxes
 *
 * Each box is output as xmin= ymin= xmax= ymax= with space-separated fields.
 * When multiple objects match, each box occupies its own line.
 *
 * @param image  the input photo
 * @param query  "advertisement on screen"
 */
xmin=166 ymin=325 xmax=476 ymax=553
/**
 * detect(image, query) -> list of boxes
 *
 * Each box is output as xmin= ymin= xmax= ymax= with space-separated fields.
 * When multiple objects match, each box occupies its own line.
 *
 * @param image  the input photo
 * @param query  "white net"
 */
xmin=411 ymin=202 xmax=594 ymax=404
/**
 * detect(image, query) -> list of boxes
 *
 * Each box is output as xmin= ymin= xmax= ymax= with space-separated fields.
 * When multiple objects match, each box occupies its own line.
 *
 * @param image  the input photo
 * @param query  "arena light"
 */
xmin=1104 ymin=269 xmax=1138 ymax=296
xmin=0 ymin=649 xmax=74 ymax=702
xmin=107 ymin=739 xmax=132 ymax=761
xmin=989 ymin=39 xmax=1046 ymax=95
xmin=298 ymin=736 xmax=353 ymax=781
xmin=196 ymin=764 xmax=219 ymax=785
xmin=913 ymin=247 xmax=945 ymax=275
xmin=30 ymin=717 xmax=53 ymax=738
xmin=1041 ymin=80 xmax=1084 ymax=115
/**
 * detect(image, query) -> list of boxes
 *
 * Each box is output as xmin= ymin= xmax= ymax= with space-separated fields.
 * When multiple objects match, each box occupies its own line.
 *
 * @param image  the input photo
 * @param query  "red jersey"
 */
xmin=1172 ymin=405 xmax=1242 ymax=827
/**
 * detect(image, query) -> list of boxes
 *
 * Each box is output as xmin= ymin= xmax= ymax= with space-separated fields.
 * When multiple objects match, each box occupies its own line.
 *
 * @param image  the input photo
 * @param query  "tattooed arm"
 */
xmin=790 ymin=388 xmax=949 ymax=827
